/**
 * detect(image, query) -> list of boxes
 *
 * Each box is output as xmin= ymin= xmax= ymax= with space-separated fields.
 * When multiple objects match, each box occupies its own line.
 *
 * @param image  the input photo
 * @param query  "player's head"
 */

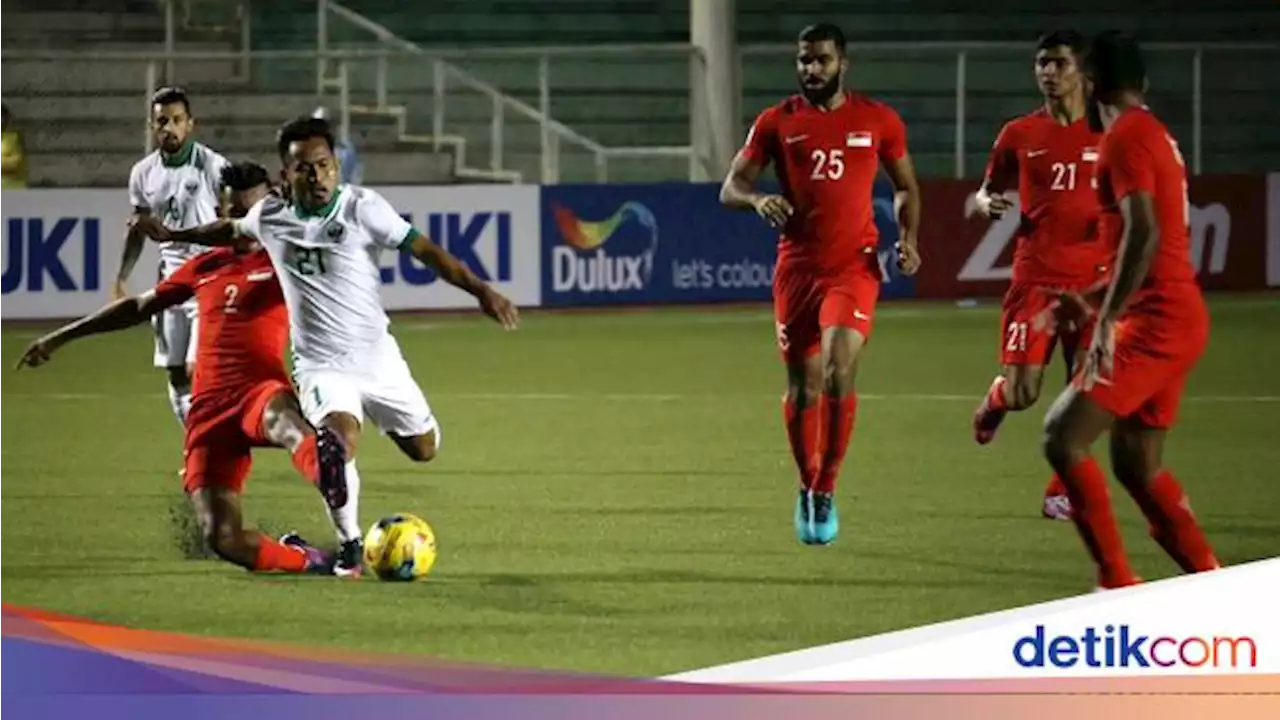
xmin=277 ymin=115 xmax=339 ymax=209
xmin=219 ymin=161 xmax=271 ymax=219
xmin=1034 ymin=30 xmax=1086 ymax=101
xmin=1083 ymin=31 xmax=1148 ymax=131
xmin=796 ymin=23 xmax=848 ymax=105
xmin=150 ymin=87 xmax=194 ymax=155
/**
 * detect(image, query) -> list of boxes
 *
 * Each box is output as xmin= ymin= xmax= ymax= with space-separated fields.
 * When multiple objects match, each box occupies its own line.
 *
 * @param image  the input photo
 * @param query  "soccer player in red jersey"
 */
xmin=720 ymin=22 xmax=922 ymax=545
xmin=969 ymin=31 xmax=1113 ymax=522
xmin=1040 ymin=31 xmax=1220 ymax=589
xmin=18 ymin=162 xmax=348 ymax=575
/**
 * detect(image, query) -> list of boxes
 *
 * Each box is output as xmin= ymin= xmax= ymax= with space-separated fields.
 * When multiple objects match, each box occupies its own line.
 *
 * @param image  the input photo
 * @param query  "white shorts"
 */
xmin=293 ymin=334 xmax=439 ymax=441
xmin=152 ymin=300 xmax=198 ymax=368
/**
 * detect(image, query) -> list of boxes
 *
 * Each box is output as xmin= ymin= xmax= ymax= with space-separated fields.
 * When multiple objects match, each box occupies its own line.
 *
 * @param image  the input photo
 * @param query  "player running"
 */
xmin=19 ymin=162 xmax=348 ymax=576
xmin=131 ymin=116 xmax=520 ymax=577
xmin=720 ymin=23 xmax=922 ymax=546
xmin=113 ymin=87 xmax=230 ymax=428
xmin=969 ymin=31 xmax=1112 ymax=521
xmin=1040 ymin=31 xmax=1220 ymax=589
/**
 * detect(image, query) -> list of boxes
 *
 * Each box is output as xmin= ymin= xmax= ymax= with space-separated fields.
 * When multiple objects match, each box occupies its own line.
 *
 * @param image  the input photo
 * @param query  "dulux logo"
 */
xmin=379 ymin=211 xmax=512 ymax=285
xmin=550 ymin=202 xmax=658 ymax=293
xmin=2 ymin=217 xmax=101 ymax=293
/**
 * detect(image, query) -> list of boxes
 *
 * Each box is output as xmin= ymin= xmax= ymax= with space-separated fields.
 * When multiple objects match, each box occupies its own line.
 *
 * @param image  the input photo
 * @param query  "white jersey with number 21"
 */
xmin=233 ymin=185 xmax=413 ymax=369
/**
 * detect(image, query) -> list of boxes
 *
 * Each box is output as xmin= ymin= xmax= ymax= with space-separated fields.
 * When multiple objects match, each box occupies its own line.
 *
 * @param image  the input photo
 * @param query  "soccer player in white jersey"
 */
xmin=131 ymin=116 xmax=520 ymax=576
xmin=113 ymin=87 xmax=230 ymax=426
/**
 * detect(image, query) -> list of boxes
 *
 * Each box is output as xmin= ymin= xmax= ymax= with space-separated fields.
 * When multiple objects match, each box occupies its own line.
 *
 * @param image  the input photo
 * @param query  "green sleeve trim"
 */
xmin=396 ymin=227 xmax=423 ymax=250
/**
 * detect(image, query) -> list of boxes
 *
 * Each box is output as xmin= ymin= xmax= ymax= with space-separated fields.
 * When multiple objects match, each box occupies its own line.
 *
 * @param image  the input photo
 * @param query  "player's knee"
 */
xmin=785 ymin=380 xmax=822 ymax=408
xmin=1042 ymin=414 xmax=1085 ymax=468
xmin=323 ymin=413 xmax=362 ymax=456
xmin=1009 ymin=378 xmax=1041 ymax=410
xmin=822 ymin=357 xmax=856 ymax=395
xmin=401 ymin=431 xmax=438 ymax=463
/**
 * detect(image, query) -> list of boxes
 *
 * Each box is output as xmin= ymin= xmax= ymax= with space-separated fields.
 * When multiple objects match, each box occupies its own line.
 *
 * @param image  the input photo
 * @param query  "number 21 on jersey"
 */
xmin=293 ymin=247 xmax=329 ymax=276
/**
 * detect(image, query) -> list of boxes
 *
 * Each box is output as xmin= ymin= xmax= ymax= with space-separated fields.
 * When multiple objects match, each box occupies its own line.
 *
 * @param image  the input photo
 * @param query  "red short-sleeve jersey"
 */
xmin=983 ymin=108 xmax=1110 ymax=287
xmin=1095 ymin=107 xmax=1197 ymax=289
xmin=153 ymin=248 xmax=289 ymax=397
xmin=740 ymin=92 xmax=907 ymax=276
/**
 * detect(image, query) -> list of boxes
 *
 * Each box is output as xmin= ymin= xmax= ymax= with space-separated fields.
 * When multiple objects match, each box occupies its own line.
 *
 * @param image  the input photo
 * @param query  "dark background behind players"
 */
xmin=3 ymin=2 xmax=1276 ymax=186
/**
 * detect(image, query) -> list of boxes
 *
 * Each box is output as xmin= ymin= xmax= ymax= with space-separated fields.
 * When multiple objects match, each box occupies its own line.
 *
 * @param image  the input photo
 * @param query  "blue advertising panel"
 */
xmin=539 ymin=181 xmax=912 ymax=308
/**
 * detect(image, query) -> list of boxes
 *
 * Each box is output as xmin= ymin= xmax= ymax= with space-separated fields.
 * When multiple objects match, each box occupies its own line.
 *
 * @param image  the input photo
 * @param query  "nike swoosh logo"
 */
xmin=854 ymin=311 xmax=870 ymax=320
xmin=784 ymin=135 xmax=809 ymax=145
xmin=1027 ymin=149 xmax=1048 ymax=157
xmin=195 ymin=276 xmax=215 ymax=286
xmin=247 ymin=271 xmax=275 ymax=282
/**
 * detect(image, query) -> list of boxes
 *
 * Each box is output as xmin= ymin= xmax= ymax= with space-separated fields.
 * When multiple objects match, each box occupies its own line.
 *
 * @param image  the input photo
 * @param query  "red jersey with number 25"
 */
xmin=985 ymin=109 xmax=1110 ymax=287
xmin=152 ymin=248 xmax=289 ymax=398
xmin=741 ymin=92 xmax=907 ymax=276
xmin=1096 ymin=106 xmax=1198 ymax=291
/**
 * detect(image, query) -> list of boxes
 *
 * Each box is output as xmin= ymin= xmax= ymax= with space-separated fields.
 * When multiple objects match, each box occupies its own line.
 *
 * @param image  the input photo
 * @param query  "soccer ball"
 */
xmin=362 ymin=513 xmax=438 ymax=581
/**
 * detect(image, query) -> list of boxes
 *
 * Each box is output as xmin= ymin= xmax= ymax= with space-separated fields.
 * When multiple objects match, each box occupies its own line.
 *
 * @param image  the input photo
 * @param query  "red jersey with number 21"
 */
xmin=985 ymin=109 xmax=1109 ymax=287
xmin=152 ymin=248 xmax=290 ymax=398
xmin=741 ymin=92 xmax=907 ymax=276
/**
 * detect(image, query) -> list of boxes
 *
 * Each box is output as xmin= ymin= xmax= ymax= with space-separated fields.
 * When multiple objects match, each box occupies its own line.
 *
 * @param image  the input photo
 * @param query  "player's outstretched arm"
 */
xmin=113 ymin=215 xmax=148 ymax=300
xmin=16 ymin=292 xmax=180 ymax=369
xmin=403 ymin=230 xmax=519 ymax=330
xmin=130 ymin=215 xmax=243 ymax=248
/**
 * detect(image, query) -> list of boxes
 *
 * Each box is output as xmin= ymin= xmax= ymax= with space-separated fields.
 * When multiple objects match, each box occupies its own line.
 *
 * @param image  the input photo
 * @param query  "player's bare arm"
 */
xmin=1097 ymin=191 xmax=1159 ymax=323
xmin=17 ymin=291 xmax=184 ymax=369
xmin=883 ymin=153 xmax=923 ymax=275
xmin=403 ymin=230 xmax=519 ymax=330
xmin=132 ymin=214 xmax=244 ymax=249
xmin=719 ymin=151 xmax=793 ymax=228
xmin=112 ymin=206 xmax=150 ymax=300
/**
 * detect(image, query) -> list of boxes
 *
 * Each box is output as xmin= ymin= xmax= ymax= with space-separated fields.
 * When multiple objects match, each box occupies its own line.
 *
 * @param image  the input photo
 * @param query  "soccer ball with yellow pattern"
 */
xmin=362 ymin=513 xmax=438 ymax=581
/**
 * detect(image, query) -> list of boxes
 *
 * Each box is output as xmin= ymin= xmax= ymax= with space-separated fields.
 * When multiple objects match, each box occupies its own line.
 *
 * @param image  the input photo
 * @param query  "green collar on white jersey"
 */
xmin=161 ymin=139 xmax=195 ymax=168
xmin=294 ymin=185 xmax=344 ymax=220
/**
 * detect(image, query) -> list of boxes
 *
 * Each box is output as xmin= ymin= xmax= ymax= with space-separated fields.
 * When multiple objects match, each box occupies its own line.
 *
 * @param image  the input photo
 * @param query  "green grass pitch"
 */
xmin=3 ymin=295 xmax=1278 ymax=676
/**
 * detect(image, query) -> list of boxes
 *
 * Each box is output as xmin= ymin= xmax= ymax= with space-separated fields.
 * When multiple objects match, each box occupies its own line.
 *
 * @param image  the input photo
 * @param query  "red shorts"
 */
xmin=772 ymin=249 xmax=882 ymax=363
xmin=1078 ymin=285 xmax=1210 ymax=429
xmin=183 ymin=379 xmax=292 ymax=495
xmin=1000 ymin=282 xmax=1090 ymax=370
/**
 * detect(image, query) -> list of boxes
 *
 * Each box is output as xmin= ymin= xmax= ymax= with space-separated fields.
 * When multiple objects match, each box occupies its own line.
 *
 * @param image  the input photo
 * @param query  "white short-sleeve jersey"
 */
xmin=234 ymin=185 xmax=413 ymax=368
xmin=128 ymin=141 xmax=229 ymax=277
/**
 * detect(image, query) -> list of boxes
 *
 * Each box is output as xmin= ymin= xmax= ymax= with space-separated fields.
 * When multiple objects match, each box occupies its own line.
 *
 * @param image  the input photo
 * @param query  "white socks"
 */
xmin=167 ymin=383 xmax=192 ymax=425
xmin=330 ymin=459 xmax=363 ymax=543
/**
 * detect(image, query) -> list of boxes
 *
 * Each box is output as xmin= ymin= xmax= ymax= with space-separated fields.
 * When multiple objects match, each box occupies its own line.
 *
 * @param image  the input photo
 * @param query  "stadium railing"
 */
xmin=314 ymin=0 xmax=703 ymax=184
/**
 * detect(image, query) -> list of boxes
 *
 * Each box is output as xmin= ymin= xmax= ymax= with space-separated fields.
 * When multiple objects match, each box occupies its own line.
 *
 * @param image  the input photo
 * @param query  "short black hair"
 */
xmin=220 ymin=161 xmax=270 ymax=192
xmin=1085 ymin=31 xmax=1147 ymax=96
xmin=1036 ymin=29 xmax=1086 ymax=57
xmin=151 ymin=86 xmax=191 ymax=115
xmin=798 ymin=23 xmax=847 ymax=56
xmin=276 ymin=116 xmax=336 ymax=160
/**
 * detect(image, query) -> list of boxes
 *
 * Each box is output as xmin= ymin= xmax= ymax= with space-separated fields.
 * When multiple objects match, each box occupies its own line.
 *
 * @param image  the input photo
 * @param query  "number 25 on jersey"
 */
xmin=810 ymin=149 xmax=845 ymax=180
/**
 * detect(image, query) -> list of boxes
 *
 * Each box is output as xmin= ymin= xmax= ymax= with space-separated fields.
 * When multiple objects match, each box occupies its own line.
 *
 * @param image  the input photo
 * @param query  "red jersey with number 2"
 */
xmin=152 ymin=248 xmax=289 ymax=398
xmin=741 ymin=92 xmax=907 ymax=276
xmin=985 ymin=109 xmax=1110 ymax=287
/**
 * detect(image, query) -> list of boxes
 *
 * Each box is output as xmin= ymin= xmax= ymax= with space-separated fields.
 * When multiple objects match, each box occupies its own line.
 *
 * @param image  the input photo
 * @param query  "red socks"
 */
xmin=784 ymin=394 xmax=858 ymax=493
xmin=1128 ymin=471 xmax=1220 ymax=573
xmin=253 ymin=534 xmax=309 ymax=573
xmin=783 ymin=398 xmax=822 ymax=490
xmin=1059 ymin=457 xmax=1138 ymax=588
xmin=290 ymin=435 xmax=320 ymax=486
xmin=815 ymin=394 xmax=857 ymax=494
